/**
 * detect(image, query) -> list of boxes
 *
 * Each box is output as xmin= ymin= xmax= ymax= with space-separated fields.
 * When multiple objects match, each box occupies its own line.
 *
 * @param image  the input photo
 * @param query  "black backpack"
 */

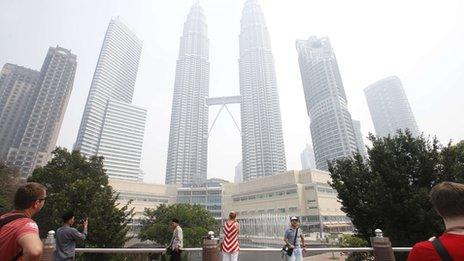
xmin=0 ymin=213 xmax=27 ymax=261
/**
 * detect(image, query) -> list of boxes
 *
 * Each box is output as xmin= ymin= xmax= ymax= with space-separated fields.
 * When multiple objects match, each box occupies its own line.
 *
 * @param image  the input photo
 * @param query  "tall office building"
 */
xmin=234 ymin=161 xmax=243 ymax=183
xmin=300 ymin=144 xmax=316 ymax=170
xmin=239 ymin=0 xmax=287 ymax=181
xmin=0 ymin=64 xmax=40 ymax=160
xmin=352 ymin=120 xmax=368 ymax=159
xmin=7 ymin=47 xmax=77 ymax=177
xmin=74 ymin=17 xmax=146 ymax=181
xmin=296 ymin=37 xmax=358 ymax=171
xmin=364 ymin=76 xmax=419 ymax=137
xmin=165 ymin=3 xmax=210 ymax=184
xmin=75 ymin=17 xmax=142 ymax=156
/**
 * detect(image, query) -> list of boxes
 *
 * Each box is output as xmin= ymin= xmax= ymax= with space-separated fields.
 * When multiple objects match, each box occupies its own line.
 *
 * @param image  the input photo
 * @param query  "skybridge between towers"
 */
xmin=205 ymin=95 xmax=242 ymax=137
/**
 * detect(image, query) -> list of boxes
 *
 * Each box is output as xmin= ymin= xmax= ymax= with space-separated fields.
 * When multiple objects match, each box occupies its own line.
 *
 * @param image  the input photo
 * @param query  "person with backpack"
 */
xmin=0 ymin=182 xmax=47 ymax=261
xmin=283 ymin=216 xmax=306 ymax=261
xmin=408 ymin=182 xmax=464 ymax=261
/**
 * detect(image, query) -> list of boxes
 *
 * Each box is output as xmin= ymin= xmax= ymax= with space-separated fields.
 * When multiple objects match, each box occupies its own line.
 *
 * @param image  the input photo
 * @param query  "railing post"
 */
xmin=202 ymin=231 xmax=219 ymax=261
xmin=370 ymin=229 xmax=395 ymax=261
xmin=40 ymin=230 xmax=55 ymax=261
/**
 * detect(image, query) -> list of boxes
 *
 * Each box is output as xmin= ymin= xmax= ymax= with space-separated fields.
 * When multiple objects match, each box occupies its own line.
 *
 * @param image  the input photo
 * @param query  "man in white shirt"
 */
xmin=168 ymin=218 xmax=183 ymax=261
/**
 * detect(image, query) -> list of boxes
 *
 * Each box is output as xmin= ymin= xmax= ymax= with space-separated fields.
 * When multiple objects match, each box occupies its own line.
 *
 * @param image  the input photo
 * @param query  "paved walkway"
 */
xmin=304 ymin=252 xmax=347 ymax=260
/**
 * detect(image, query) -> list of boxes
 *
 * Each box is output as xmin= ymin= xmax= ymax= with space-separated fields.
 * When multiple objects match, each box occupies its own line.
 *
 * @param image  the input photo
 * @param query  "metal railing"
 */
xmin=75 ymin=247 xmax=412 ymax=253
xmin=36 ymin=229 xmax=410 ymax=260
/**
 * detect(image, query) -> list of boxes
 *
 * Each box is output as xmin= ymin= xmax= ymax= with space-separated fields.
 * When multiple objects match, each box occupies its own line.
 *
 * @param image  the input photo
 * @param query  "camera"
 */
xmin=77 ymin=215 xmax=87 ymax=224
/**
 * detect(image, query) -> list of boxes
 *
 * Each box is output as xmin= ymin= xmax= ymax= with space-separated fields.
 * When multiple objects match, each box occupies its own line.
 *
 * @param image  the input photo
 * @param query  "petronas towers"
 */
xmin=165 ymin=3 xmax=210 ymax=185
xmin=239 ymin=0 xmax=286 ymax=181
xmin=166 ymin=0 xmax=287 ymax=184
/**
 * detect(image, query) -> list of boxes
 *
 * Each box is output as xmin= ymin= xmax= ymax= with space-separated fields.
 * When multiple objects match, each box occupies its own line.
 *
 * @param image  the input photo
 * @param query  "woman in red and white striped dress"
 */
xmin=222 ymin=211 xmax=240 ymax=261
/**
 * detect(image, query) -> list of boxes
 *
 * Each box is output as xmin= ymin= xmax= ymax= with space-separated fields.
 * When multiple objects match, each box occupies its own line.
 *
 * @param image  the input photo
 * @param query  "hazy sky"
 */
xmin=1 ymin=0 xmax=463 ymax=184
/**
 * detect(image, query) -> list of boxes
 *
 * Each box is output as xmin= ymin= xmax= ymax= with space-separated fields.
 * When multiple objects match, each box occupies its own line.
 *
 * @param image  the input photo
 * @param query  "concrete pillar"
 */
xmin=202 ymin=231 xmax=219 ymax=261
xmin=40 ymin=230 xmax=55 ymax=261
xmin=370 ymin=229 xmax=395 ymax=261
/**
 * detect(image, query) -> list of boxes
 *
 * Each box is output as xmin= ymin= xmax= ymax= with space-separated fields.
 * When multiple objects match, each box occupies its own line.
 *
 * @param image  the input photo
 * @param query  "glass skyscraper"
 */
xmin=296 ymin=36 xmax=358 ymax=170
xmin=300 ymin=144 xmax=316 ymax=170
xmin=239 ymin=0 xmax=287 ymax=181
xmin=165 ymin=3 xmax=210 ymax=184
xmin=74 ymin=17 xmax=146 ymax=181
xmin=364 ymin=76 xmax=419 ymax=137
xmin=352 ymin=119 xmax=368 ymax=159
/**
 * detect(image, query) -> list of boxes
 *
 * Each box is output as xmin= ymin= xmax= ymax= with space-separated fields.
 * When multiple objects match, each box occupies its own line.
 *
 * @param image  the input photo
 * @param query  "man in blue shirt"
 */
xmin=54 ymin=211 xmax=88 ymax=261
xmin=283 ymin=216 xmax=306 ymax=261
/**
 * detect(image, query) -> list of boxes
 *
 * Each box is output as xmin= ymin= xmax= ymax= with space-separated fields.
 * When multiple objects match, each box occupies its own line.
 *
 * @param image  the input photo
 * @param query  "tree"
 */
xmin=139 ymin=204 xmax=217 ymax=247
xmin=338 ymin=234 xmax=371 ymax=261
xmin=439 ymin=140 xmax=464 ymax=183
xmin=27 ymin=148 xmax=133 ymax=260
xmin=329 ymin=131 xmax=464 ymax=247
xmin=0 ymin=162 xmax=21 ymax=213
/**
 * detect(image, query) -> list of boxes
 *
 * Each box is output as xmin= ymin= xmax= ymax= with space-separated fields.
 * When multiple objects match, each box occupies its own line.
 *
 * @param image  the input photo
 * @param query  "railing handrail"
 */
xmin=75 ymin=247 xmax=412 ymax=253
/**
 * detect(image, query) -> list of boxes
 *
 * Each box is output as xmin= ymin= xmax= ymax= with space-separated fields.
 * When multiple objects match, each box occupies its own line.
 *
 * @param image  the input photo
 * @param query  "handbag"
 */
xmin=165 ymin=246 xmax=173 ymax=256
xmin=281 ymin=244 xmax=293 ymax=257
xmin=282 ymin=227 xmax=299 ymax=256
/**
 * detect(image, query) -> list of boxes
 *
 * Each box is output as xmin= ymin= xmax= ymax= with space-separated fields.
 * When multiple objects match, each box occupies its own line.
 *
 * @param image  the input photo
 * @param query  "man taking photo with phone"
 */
xmin=54 ymin=211 xmax=88 ymax=261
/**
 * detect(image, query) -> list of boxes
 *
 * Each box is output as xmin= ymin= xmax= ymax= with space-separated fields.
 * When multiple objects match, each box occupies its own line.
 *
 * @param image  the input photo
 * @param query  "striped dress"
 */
xmin=222 ymin=221 xmax=240 ymax=253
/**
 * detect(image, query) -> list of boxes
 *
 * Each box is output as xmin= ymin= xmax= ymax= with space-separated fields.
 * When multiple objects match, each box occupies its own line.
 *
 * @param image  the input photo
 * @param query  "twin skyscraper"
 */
xmin=77 ymin=1 xmax=288 ymax=184
xmin=165 ymin=1 xmax=287 ymax=184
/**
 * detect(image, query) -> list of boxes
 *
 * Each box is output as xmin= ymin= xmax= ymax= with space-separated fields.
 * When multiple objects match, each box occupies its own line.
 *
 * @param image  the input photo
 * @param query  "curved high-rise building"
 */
xmin=165 ymin=3 xmax=210 ymax=184
xmin=296 ymin=36 xmax=358 ymax=170
xmin=75 ymin=17 xmax=142 ymax=157
xmin=364 ymin=76 xmax=419 ymax=137
xmin=75 ymin=17 xmax=146 ymax=181
xmin=239 ymin=0 xmax=287 ymax=181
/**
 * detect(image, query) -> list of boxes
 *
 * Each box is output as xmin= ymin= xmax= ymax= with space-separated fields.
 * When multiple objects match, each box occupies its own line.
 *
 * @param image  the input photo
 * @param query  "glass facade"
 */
xmin=296 ymin=37 xmax=358 ymax=170
xmin=74 ymin=17 xmax=145 ymax=181
xmin=364 ymin=76 xmax=419 ymax=137
xmin=176 ymin=178 xmax=227 ymax=219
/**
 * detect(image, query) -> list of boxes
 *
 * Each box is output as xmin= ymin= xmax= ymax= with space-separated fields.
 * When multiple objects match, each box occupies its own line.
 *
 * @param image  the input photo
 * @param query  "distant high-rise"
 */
xmin=364 ymin=76 xmax=419 ymax=137
xmin=74 ymin=17 xmax=146 ymax=181
xmin=165 ymin=3 xmax=209 ymax=184
xmin=352 ymin=120 xmax=368 ymax=159
xmin=0 ymin=64 xmax=40 ymax=160
xmin=234 ymin=161 xmax=243 ymax=183
xmin=239 ymin=0 xmax=287 ymax=181
xmin=296 ymin=37 xmax=358 ymax=170
xmin=7 ymin=47 xmax=77 ymax=177
xmin=300 ymin=144 xmax=316 ymax=170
